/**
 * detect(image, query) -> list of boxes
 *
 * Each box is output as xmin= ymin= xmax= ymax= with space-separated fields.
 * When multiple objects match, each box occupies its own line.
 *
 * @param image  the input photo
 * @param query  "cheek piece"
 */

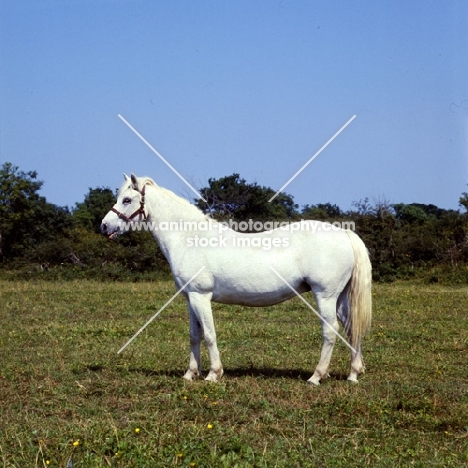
xmin=110 ymin=185 xmax=147 ymax=223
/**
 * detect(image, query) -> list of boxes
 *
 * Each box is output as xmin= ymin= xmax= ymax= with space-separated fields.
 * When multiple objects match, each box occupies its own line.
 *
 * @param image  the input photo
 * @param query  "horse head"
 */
xmin=100 ymin=173 xmax=148 ymax=239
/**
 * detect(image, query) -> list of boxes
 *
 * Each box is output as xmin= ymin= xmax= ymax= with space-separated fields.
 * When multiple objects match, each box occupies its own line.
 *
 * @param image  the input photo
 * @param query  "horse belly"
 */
xmin=211 ymin=279 xmax=310 ymax=307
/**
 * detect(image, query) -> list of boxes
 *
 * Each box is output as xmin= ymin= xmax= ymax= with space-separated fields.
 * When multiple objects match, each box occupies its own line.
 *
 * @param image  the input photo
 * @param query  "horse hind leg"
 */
xmin=348 ymin=343 xmax=365 ymax=383
xmin=308 ymin=295 xmax=339 ymax=386
xmin=336 ymin=286 xmax=365 ymax=383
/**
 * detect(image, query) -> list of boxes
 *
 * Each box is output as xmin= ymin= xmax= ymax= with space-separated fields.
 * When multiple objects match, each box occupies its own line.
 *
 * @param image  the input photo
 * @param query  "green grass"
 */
xmin=0 ymin=279 xmax=467 ymax=467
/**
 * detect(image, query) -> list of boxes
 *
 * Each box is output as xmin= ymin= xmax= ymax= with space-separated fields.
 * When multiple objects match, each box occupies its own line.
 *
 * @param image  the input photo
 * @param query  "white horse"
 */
xmin=101 ymin=174 xmax=372 ymax=385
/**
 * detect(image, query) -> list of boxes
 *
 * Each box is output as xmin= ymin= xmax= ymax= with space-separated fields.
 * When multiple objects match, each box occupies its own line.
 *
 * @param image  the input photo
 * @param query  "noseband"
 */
xmin=111 ymin=185 xmax=147 ymax=222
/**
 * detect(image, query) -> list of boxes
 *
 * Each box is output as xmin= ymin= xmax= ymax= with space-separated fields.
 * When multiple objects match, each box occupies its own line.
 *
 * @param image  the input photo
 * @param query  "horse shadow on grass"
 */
xmin=222 ymin=367 xmax=349 ymax=382
xmin=85 ymin=364 xmax=348 ymax=382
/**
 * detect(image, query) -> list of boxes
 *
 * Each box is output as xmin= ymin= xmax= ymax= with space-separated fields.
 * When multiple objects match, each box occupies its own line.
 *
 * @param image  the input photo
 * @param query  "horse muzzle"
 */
xmin=100 ymin=221 xmax=119 ymax=239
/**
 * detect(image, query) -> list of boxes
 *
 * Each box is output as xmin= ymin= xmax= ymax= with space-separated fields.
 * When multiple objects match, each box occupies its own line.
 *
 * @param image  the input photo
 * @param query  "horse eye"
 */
xmin=122 ymin=197 xmax=132 ymax=205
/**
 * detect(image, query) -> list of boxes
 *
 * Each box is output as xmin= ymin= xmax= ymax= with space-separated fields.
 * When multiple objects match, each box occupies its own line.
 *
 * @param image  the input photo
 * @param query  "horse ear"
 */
xmin=130 ymin=173 xmax=139 ymax=189
xmin=123 ymin=173 xmax=130 ymax=182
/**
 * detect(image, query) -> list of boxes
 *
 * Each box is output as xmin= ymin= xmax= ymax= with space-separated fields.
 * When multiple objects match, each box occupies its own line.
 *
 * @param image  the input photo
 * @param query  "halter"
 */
xmin=111 ymin=185 xmax=147 ymax=222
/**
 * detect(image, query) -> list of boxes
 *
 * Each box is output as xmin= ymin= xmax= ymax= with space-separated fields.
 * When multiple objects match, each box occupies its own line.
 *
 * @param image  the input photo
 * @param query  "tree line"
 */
xmin=1 ymin=162 xmax=467 ymax=282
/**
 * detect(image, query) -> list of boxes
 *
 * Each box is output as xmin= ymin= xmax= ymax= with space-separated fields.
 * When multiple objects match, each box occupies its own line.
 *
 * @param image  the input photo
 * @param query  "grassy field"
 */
xmin=0 ymin=279 xmax=467 ymax=467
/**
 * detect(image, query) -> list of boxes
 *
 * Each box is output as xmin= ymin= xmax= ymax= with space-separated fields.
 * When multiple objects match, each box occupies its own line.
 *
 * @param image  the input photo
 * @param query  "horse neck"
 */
xmin=146 ymin=185 xmax=206 ymax=223
xmin=144 ymin=184 xmax=206 ymax=254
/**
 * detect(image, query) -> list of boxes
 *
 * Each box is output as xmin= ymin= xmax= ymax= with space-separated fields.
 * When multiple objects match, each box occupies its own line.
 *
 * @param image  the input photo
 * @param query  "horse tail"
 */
xmin=345 ymin=230 xmax=372 ymax=349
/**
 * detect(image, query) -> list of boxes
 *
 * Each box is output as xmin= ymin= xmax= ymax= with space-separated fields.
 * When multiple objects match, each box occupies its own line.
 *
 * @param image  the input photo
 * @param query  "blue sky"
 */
xmin=1 ymin=1 xmax=467 ymax=212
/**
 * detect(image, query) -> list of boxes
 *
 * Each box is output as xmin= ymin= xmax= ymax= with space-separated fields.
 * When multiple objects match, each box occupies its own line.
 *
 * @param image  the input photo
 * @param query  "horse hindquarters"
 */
xmin=307 ymin=230 xmax=372 ymax=386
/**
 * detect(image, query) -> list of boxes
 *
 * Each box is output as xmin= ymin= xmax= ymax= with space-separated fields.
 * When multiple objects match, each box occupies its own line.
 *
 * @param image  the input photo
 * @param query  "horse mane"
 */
xmin=121 ymin=176 xmax=210 ymax=221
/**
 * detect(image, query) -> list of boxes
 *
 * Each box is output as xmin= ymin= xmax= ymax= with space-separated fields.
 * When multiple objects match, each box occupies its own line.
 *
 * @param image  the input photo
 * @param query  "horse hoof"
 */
xmin=347 ymin=376 xmax=359 ymax=384
xmin=307 ymin=377 xmax=320 ymax=386
xmin=205 ymin=370 xmax=223 ymax=382
xmin=183 ymin=370 xmax=199 ymax=381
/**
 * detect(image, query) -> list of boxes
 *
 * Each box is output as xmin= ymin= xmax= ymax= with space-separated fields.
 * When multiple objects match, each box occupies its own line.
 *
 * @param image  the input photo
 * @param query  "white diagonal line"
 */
xmin=118 ymin=114 xmax=207 ymax=202
xmin=268 ymin=266 xmax=357 ymax=353
xmin=268 ymin=114 xmax=356 ymax=202
xmin=117 ymin=266 xmax=206 ymax=354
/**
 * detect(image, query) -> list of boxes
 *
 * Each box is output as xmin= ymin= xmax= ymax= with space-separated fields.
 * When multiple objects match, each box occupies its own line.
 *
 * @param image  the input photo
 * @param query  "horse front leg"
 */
xmin=186 ymin=291 xmax=223 ymax=382
xmin=183 ymin=303 xmax=203 ymax=381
